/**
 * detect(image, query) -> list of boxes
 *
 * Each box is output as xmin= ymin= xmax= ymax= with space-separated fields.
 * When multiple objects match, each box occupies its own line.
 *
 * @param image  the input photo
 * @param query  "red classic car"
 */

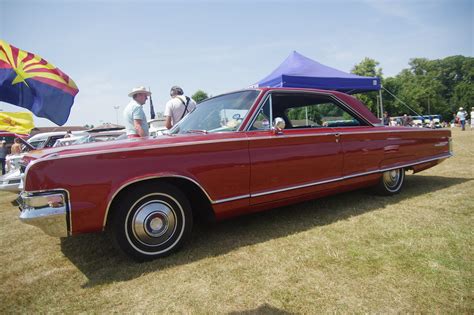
xmin=18 ymin=88 xmax=452 ymax=260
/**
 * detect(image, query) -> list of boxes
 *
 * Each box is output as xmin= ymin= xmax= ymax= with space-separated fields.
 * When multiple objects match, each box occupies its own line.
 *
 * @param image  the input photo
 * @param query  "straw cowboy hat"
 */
xmin=128 ymin=86 xmax=152 ymax=97
xmin=459 ymin=107 xmax=464 ymax=110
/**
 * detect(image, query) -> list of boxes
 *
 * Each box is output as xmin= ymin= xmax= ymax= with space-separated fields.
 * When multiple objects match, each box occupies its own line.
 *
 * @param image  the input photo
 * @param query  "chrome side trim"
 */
xmin=103 ymin=153 xmax=453 ymax=223
xmin=212 ymin=194 xmax=250 ymax=204
xmin=246 ymin=132 xmax=339 ymax=140
xmin=218 ymin=153 xmax=453 ymax=201
xmin=330 ymin=129 xmax=451 ymax=135
xmin=251 ymin=176 xmax=341 ymax=198
xmin=102 ymin=174 xmax=215 ymax=229
xmin=378 ymin=153 xmax=452 ymax=172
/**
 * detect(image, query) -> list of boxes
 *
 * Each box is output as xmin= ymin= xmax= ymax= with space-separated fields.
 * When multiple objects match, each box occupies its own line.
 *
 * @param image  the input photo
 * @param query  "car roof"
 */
xmin=28 ymin=131 xmax=87 ymax=141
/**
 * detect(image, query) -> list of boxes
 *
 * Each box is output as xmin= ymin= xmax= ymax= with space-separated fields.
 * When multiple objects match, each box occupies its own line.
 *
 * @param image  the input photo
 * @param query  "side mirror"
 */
xmin=272 ymin=117 xmax=285 ymax=134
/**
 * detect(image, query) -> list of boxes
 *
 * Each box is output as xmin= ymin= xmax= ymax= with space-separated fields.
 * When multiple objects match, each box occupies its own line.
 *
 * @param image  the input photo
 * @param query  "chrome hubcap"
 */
xmin=132 ymin=201 xmax=177 ymax=246
xmin=383 ymin=169 xmax=401 ymax=189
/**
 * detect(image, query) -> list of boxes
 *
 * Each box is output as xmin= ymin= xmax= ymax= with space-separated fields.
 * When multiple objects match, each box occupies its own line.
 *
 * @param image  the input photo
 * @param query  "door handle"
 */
xmin=335 ymin=133 xmax=340 ymax=143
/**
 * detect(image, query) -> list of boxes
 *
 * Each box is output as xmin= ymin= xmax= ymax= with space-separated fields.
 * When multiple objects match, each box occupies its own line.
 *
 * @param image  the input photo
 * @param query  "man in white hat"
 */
xmin=456 ymin=107 xmax=467 ymax=131
xmin=124 ymin=86 xmax=151 ymax=138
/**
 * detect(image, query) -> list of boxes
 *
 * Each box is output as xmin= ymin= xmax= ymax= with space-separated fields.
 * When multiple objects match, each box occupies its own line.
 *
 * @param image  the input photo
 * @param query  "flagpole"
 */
xmin=149 ymin=87 xmax=156 ymax=120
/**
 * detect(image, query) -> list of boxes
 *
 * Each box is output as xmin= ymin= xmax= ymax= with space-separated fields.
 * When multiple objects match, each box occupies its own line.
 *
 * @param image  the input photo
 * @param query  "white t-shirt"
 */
xmin=164 ymin=96 xmax=197 ymax=126
xmin=456 ymin=110 xmax=467 ymax=121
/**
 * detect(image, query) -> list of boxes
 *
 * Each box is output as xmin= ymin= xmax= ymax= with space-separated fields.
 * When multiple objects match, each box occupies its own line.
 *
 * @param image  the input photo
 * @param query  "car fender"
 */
xmin=102 ymin=171 xmax=213 ymax=230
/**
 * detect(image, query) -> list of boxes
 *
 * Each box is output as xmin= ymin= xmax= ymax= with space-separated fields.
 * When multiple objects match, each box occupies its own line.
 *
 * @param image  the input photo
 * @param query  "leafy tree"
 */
xmin=351 ymin=58 xmax=383 ymax=115
xmin=357 ymin=55 xmax=474 ymax=121
xmin=192 ymin=90 xmax=209 ymax=103
xmin=452 ymin=81 xmax=474 ymax=112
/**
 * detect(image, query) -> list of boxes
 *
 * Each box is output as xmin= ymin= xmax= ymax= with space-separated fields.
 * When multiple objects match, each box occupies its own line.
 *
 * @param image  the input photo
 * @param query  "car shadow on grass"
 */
xmin=59 ymin=174 xmax=471 ymax=288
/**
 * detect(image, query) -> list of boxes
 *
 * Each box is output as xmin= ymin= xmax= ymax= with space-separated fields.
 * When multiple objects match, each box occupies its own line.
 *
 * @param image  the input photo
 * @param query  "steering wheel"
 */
xmin=232 ymin=113 xmax=243 ymax=122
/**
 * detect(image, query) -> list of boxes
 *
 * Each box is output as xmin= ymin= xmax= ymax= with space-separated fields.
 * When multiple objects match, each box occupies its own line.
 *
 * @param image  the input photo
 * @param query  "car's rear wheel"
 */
xmin=374 ymin=168 xmax=405 ymax=195
xmin=109 ymin=182 xmax=193 ymax=261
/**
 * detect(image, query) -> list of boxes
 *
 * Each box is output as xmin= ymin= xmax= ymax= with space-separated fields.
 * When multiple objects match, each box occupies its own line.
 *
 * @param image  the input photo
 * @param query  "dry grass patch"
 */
xmin=0 ymin=128 xmax=472 ymax=313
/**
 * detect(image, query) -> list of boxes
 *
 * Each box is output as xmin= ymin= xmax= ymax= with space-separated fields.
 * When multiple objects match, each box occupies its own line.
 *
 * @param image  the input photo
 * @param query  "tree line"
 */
xmin=352 ymin=55 xmax=473 ymax=121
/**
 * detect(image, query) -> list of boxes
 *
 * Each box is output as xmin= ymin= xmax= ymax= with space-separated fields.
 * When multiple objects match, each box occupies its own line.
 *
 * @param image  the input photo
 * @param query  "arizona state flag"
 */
xmin=0 ymin=112 xmax=34 ymax=134
xmin=0 ymin=40 xmax=79 ymax=126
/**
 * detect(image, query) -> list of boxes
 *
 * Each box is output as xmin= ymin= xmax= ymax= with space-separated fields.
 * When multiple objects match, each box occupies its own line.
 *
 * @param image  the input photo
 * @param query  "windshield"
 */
xmin=28 ymin=139 xmax=47 ymax=149
xmin=170 ymin=90 xmax=260 ymax=134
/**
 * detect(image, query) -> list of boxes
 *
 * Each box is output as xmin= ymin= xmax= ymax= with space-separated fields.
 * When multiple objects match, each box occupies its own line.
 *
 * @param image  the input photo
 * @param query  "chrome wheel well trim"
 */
xmin=102 ymin=174 xmax=213 ymax=230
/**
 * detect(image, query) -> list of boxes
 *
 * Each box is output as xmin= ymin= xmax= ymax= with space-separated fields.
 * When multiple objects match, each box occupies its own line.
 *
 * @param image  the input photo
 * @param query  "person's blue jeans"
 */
xmin=461 ymin=120 xmax=466 ymax=131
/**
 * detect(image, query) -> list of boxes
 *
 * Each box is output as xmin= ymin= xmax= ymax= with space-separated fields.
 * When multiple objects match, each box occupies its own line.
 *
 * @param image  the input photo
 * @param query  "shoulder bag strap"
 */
xmin=179 ymin=96 xmax=190 ymax=120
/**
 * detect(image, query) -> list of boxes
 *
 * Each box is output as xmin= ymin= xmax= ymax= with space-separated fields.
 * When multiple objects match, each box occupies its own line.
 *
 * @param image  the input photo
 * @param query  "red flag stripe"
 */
xmin=31 ymin=76 xmax=79 ymax=96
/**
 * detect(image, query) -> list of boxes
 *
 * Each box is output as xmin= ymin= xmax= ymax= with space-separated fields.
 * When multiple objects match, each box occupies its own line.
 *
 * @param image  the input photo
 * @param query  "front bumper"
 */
xmin=18 ymin=190 xmax=70 ymax=237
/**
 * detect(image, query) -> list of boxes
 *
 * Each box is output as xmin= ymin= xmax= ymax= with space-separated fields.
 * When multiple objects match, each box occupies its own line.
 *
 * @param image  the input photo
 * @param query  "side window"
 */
xmin=286 ymin=104 xmax=321 ymax=128
xmin=273 ymin=93 xmax=363 ymax=129
xmin=315 ymin=102 xmax=361 ymax=127
xmin=251 ymin=98 xmax=271 ymax=130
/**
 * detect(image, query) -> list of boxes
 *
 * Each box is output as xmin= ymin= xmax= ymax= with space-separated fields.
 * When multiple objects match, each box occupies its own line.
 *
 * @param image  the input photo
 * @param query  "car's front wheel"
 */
xmin=374 ymin=168 xmax=405 ymax=195
xmin=109 ymin=182 xmax=193 ymax=261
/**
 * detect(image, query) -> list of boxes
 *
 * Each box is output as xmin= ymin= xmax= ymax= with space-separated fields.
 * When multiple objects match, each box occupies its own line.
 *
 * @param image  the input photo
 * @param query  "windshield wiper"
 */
xmin=185 ymin=129 xmax=208 ymax=134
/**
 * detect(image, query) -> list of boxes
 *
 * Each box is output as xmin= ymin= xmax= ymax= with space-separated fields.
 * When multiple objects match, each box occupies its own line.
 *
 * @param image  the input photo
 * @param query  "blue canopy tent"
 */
xmin=254 ymin=51 xmax=381 ymax=94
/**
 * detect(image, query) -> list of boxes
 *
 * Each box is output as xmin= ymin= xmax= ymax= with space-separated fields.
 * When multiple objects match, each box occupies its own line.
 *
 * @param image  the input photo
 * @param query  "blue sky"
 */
xmin=0 ymin=0 xmax=472 ymax=127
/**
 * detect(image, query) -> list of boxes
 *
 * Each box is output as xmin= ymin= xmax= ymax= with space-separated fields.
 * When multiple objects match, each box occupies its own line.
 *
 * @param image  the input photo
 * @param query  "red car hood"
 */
xmin=22 ymin=133 xmax=243 ymax=162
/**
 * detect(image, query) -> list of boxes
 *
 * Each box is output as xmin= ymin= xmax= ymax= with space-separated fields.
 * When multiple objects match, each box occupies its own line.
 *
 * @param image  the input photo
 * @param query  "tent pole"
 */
xmin=379 ymin=86 xmax=384 ymax=123
xmin=376 ymin=93 xmax=380 ymax=118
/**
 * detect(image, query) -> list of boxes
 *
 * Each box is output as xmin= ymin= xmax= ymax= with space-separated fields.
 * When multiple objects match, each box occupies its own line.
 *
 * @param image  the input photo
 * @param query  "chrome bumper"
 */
xmin=18 ymin=190 xmax=70 ymax=237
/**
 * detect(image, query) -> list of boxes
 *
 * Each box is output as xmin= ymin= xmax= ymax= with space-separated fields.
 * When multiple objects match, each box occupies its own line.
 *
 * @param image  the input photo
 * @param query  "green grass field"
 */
xmin=1 ymin=128 xmax=472 ymax=313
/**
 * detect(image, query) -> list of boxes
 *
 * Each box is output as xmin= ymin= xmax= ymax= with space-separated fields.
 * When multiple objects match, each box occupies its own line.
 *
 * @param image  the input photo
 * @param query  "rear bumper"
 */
xmin=18 ymin=190 xmax=70 ymax=237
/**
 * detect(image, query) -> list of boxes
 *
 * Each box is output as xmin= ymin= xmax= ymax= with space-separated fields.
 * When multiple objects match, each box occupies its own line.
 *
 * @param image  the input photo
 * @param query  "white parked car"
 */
xmin=0 ymin=130 xmax=127 ymax=193
xmin=148 ymin=118 xmax=168 ymax=136
xmin=0 ymin=131 xmax=87 ymax=193
xmin=1 ymin=138 xmax=35 ymax=192
xmin=0 ymin=169 xmax=22 ymax=192
xmin=28 ymin=131 xmax=88 ymax=149
xmin=53 ymin=130 xmax=125 ymax=147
